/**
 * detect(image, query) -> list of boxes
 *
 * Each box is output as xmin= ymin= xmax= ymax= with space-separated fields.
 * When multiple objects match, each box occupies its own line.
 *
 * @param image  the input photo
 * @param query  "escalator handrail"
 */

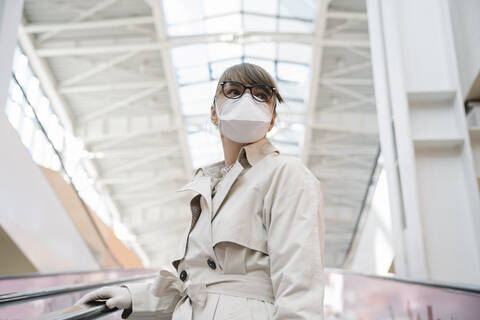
xmin=31 ymin=301 xmax=119 ymax=320
xmin=0 ymin=267 xmax=159 ymax=280
xmin=0 ymin=273 xmax=158 ymax=306
xmin=326 ymin=267 xmax=480 ymax=294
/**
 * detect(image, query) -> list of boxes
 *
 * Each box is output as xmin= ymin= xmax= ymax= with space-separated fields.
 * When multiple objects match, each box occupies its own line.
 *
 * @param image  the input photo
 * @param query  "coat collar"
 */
xmin=176 ymin=137 xmax=279 ymax=220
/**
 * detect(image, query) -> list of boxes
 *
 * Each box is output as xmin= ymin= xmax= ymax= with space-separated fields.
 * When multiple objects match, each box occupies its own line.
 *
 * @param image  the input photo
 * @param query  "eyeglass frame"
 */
xmin=219 ymin=80 xmax=277 ymax=104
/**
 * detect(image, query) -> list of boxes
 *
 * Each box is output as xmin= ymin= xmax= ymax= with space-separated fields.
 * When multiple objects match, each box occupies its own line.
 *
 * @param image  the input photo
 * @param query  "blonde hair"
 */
xmin=215 ymin=62 xmax=284 ymax=115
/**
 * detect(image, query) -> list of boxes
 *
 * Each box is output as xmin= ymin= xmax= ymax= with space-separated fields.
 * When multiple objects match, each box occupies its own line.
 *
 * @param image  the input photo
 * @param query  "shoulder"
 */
xmin=266 ymin=153 xmax=321 ymax=188
xmin=270 ymin=153 xmax=316 ymax=177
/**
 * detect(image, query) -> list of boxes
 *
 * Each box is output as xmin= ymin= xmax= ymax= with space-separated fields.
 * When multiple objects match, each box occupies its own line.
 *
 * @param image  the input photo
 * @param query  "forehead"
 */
xmin=222 ymin=80 xmax=270 ymax=87
xmin=223 ymin=79 xmax=256 ymax=86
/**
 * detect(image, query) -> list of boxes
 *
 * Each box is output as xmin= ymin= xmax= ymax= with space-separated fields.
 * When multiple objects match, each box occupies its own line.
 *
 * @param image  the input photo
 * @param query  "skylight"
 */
xmin=163 ymin=0 xmax=317 ymax=169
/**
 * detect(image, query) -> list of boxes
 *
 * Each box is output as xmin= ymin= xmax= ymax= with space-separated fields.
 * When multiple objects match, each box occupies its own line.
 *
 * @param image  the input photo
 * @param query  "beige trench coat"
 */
xmin=121 ymin=137 xmax=325 ymax=319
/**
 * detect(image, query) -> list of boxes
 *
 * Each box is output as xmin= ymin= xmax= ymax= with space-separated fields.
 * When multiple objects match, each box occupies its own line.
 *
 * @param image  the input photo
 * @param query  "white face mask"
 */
xmin=214 ymin=93 xmax=273 ymax=143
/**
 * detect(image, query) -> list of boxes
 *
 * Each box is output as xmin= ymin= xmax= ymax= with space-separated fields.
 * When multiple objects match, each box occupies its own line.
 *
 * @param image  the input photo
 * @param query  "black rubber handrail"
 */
xmin=465 ymin=99 xmax=480 ymax=114
xmin=326 ymin=267 xmax=480 ymax=295
xmin=22 ymin=269 xmax=480 ymax=320
xmin=31 ymin=300 xmax=119 ymax=320
xmin=0 ymin=273 xmax=157 ymax=306
xmin=0 ymin=267 xmax=159 ymax=280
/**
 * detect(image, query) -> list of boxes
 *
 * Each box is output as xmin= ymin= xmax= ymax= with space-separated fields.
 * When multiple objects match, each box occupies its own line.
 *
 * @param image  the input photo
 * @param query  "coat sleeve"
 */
xmin=264 ymin=159 xmax=326 ymax=320
xmin=119 ymin=268 xmax=183 ymax=320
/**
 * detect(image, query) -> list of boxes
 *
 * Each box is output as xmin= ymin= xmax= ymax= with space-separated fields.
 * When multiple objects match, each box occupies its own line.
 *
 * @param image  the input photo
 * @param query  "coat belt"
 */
xmin=149 ymin=269 xmax=274 ymax=319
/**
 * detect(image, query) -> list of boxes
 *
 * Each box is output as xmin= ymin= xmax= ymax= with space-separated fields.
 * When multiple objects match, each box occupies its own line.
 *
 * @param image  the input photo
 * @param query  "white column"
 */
xmin=367 ymin=0 xmax=480 ymax=285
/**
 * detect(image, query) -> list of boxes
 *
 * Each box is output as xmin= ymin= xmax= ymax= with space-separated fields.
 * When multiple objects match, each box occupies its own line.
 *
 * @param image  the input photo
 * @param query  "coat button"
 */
xmin=180 ymin=270 xmax=188 ymax=281
xmin=207 ymin=258 xmax=217 ymax=270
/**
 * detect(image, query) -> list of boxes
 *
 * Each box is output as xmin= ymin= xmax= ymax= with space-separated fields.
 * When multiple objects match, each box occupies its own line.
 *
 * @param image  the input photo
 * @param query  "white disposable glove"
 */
xmin=75 ymin=285 xmax=132 ymax=311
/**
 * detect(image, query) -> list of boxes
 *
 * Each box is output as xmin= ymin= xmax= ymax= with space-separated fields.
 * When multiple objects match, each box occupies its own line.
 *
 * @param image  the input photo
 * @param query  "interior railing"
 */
xmin=0 ymin=268 xmax=159 ymax=319
xmin=1 ymin=268 xmax=480 ymax=320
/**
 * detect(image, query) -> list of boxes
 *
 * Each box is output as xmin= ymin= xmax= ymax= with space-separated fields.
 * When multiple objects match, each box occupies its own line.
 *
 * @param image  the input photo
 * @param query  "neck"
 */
xmin=220 ymin=134 xmax=245 ymax=167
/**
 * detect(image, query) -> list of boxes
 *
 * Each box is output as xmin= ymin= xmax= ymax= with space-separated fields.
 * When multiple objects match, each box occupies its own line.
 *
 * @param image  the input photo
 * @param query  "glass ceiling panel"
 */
xmin=177 ymin=65 xmax=210 ymax=85
xmin=163 ymin=0 xmax=204 ymax=25
xmin=244 ymin=43 xmax=276 ymax=60
xmin=205 ymin=14 xmax=242 ymax=34
xmin=210 ymin=58 xmax=243 ymax=79
xmin=243 ymin=14 xmax=277 ymax=32
xmin=277 ymin=62 xmax=309 ymax=83
xmin=243 ymin=0 xmax=278 ymax=15
xmin=278 ymin=18 xmax=314 ymax=33
xmin=164 ymin=0 xmax=317 ymax=169
xmin=204 ymin=0 xmax=241 ymax=16
xmin=171 ymin=44 xmax=209 ymax=67
xmin=279 ymin=0 xmax=316 ymax=19
xmin=208 ymin=43 xmax=242 ymax=60
xmin=278 ymin=42 xmax=312 ymax=64
xmin=243 ymin=57 xmax=276 ymax=75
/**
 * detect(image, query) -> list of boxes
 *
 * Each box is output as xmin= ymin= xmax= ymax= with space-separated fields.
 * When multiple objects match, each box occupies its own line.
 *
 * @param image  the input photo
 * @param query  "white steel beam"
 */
xmin=135 ymin=225 xmax=187 ymax=243
xmin=128 ymin=215 xmax=189 ymax=232
xmin=37 ymin=0 xmax=119 ymax=42
xmin=320 ymin=99 xmax=373 ymax=113
xmin=321 ymin=82 xmax=373 ymax=102
xmin=311 ymin=123 xmax=378 ymax=135
xmin=327 ymin=11 xmax=367 ymax=21
xmin=320 ymin=78 xmax=373 ymax=86
xmin=97 ymin=172 xmax=188 ymax=185
xmin=302 ymin=0 xmax=329 ymax=164
xmin=113 ymin=189 xmax=181 ymax=201
xmin=36 ymin=42 xmax=166 ymax=57
xmin=84 ymin=128 xmax=178 ymax=145
xmin=147 ymin=0 xmax=193 ymax=178
xmin=115 ymin=176 xmax=184 ymax=195
xmin=104 ymin=150 xmax=175 ymax=175
xmin=345 ymin=47 xmax=371 ymax=59
xmin=310 ymin=144 xmax=377 ymax=155
xmin=90 ymin=137 xmax=177 ymax=153
xmin=35 ymin=33 xmax=370 ymax=57
xmin=80 ymin=87 xmax=160 ymax=123
xmin=323 ymin=61 xmax=372 ymax=78
xmin=61 ymin=51 xmax=138 ymax=87
xmin=24 ymin=16 xmax=154 ymax=33
xmin=325 ymin=20 xmax=358 ymax=37
xmin=129 ymin=192 xmax=190 ymax=210
xmin=17 ymin=23 xmax=75 ymax=133
xmin=60 ymin=80 xmax=166 ymax=94
xmin=313 ymin=167 xmax=370 ymax=180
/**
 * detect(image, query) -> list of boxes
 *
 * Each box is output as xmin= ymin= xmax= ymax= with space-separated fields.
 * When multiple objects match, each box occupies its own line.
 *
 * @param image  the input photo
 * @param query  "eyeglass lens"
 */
xmin=223 ymin=81 xmax=273 ymax=102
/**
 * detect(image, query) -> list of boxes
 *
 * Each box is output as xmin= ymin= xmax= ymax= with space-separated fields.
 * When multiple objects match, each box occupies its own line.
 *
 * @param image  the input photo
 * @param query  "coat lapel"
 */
xmin=211 ymin=160 xmax=244 ymax=221
xmin=175 ymin=138 xmax=279 ymax=223
xmin=175 ymin=175 xmax=212 ymax=216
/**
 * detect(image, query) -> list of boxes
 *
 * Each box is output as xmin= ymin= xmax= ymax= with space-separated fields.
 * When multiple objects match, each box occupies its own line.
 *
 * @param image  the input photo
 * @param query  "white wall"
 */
xmin=0 ymin=0 xmax=99 ymax=272
xmin=345 ymin=168 xmax=395 ymax=275
xmin=448 ymin=0 xmax=480 ymax=99
xmin=367 ymin=0 xmax=480 ymax=285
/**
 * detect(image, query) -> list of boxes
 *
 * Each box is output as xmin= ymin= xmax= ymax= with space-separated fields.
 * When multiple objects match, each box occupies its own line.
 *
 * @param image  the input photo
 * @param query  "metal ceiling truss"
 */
xmin=302 ymin=0 xmax=379 ymax=267
xmin=21 ymin=0 xmax=380 ymax=268
xmin=20 ymin=0 xmax=194 ymax=266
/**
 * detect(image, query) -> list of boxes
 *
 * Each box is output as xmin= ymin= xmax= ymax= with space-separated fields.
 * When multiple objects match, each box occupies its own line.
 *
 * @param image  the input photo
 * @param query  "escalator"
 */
xmin=0 ymin=268 xmax=159 ymax=319
xmin=1 ymin=268 xmax=480 ymax=320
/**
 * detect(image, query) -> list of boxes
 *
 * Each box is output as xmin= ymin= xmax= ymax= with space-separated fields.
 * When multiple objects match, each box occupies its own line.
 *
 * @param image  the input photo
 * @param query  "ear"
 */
xmin=210 ymin=104 xmax=218 ymax=126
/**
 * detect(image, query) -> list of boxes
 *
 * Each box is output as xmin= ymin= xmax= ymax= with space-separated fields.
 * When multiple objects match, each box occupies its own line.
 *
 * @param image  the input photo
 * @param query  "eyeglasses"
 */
xmin=220 ymin=80 xmax=276 ymax=103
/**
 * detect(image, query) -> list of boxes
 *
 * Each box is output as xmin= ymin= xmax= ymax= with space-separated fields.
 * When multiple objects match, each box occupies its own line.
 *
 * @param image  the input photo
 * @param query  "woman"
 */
xmin=75 ymin=63 xmax=326 ymax=319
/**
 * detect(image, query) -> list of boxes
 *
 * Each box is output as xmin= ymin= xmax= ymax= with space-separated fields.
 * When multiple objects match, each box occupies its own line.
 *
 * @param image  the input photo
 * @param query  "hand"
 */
xmin=75 ymin=285 xmax=132 ymax=310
